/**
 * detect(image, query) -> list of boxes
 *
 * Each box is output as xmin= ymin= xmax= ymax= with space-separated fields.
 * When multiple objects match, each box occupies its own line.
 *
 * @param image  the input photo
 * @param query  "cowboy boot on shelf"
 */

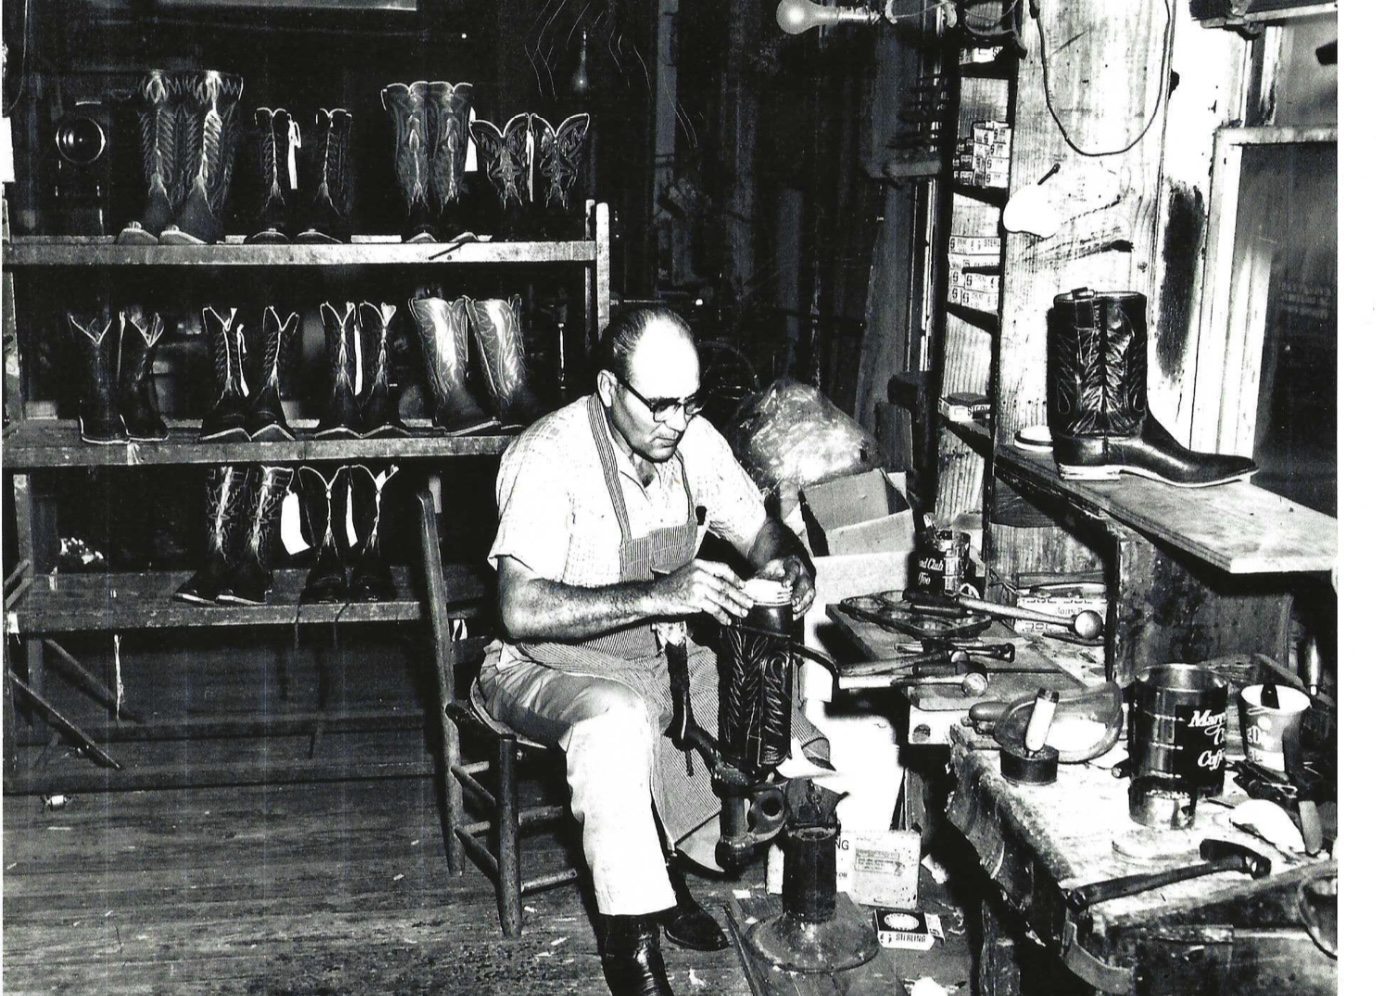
xmin=347 ymin=463 xmax=400 ymax=602
xmin=314 ymin=302 xmax=365 ymax=439
xmin=246 ymin=107 xmax=299 ymax=245
xmin=295 ymin=464 xmax=350 ymax=605
xmin=357 ymin=301 xmax=408 ymax=438
xmin=1048 ymin=288 xmax=1258 ymax=488
xmin=297 ymin=108 xmax=354 ymax=244
xmin=467 ymin=295 xmax=541 ymax=425
xmin=200 ymin=306 xmax=251 ymax=441
xmin=117 ymin=305 xmax=169 ymax=442
xmin=408 ymin=296 xmax=494 ymax=435
xmin=428 ymin=82 xmax=476 ymax=244
xmin=68 ymin=309 xmax=127 ymax=444
xmin=533 ymin=112 xmax=591 ymax=239
xmin=174 ymin=465 xmax=248 ymax=604
xmin=118 ymin=70 xmax=182 ymax=245
xmin=218 ymin=464 xmax=295 ymax=605
xmin=243 ymin=306 xmax=300 ymax=441
xmin=471 ymin=113 xmax=536 ymax=240
xmin=161 ymin=70 xmax=243 ymax=246
xmin=381 ymin=82 xmax=435 ymax=243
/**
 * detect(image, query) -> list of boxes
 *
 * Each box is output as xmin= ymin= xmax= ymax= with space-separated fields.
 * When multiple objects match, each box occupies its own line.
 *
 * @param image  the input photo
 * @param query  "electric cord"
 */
xmin=2 ymin=0 xmax=31 ymax=116
xmin=1031 ymin=0 xmax=1173 ymax=157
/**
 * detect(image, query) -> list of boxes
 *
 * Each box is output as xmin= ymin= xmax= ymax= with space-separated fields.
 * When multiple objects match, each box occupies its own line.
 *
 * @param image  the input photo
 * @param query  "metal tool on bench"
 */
xmin=836 ymin=590 xmax=992 ymax=640
xmin=895 ymin=638 xmax=1017 ymax=662
xmin=903 ymin=588 xmax=1105 ymax=641
xmin=968 ymin=681 xmax=1124 ymax=763
xmin=1057 ymin=839 xmax=1272 ymax=993
xmin=892 ymin=662 xmax=989 ymax=696
xmin=997 ymin=687 xmax=1060 ymax=784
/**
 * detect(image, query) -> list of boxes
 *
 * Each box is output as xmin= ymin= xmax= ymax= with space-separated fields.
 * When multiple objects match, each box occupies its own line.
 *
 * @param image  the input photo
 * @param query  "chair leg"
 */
xmin=497 ymin=734 xmax=523 ymax=937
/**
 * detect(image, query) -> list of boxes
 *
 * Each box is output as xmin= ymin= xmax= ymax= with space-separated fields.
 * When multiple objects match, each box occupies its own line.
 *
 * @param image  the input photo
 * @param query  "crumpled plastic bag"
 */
xmin=729 ymin=377 xmax=880 ymax=509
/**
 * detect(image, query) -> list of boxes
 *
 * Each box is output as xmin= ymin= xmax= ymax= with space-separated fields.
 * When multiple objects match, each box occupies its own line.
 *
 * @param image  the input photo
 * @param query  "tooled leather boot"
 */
xmin=381 ymin=82 xmax=435 ymax=243
xmin=408 ymin=296 xmax=493 ymax=434
xmin=533 ymin=112 xmax=591 ymax=239
xmin=314 ymin=302 xmax=364 ymax=439
xmin=246 ymin=107 xmax=298 ymax=245
xmin=200 ymin=306 xmax=251 ymax=442
xmin=174 ymin=465 xmax=247 ymax=604
xmin=162 ymin=70 xmax=243 ymax=246
xmin=427 ymin=82 xmax=476 ymax=244
xmin=600 ymin=916 xmax=675 ymax=996
xmin=68 ymin=308 xmax=127 ymax=445
xmin=357 ymin=301 xmax=408 ymax=437
xmin=219 ymin=465 xmax=294 ymax=606
xmin=296 ymin=464 xmax=350 ymax=605
xmin=117 ymin=305 xmax=169 ymax=442
xmin=1048 ymin=288 xmax=1257 ymax=488
xmin=297 ymin=108 xmax=354 ymax=244
xmin=243 ymin=306 xmax=300 ymax=441
xmin=346 ymin=463 xmax=399 ymax=602
xmin=117 ymin=70 xmax=181 ymax=245
xmin=466 ymin=295 xmax=541 ymax=426
xmin=471 ymin=113 xmax=536 ymax=241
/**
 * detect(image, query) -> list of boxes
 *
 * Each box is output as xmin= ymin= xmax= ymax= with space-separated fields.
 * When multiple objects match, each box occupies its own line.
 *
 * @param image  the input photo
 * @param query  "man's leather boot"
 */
xmin=117 ymin=305 xmax=169 ymax=442
xmin=68 ymin=309 xmax=127 ymax=445
xmin=381 ymin=82 xmax=435 ymax=243
xmin=117 ymin=70 xmax=181 ymax=245
xmin=162 ymin=71 xmax=243 ymax=246
xmin=219 ymin=465 xmax=294 ymax=605
xmin=174 ymin=465 xmax=247 ymax=604
xmin=408 ymin=296 xmax=492 ymax=434
xmin=314 ymin=302 xmax=364 ymax=439
xmin=357 ymin=301 xmax=407 ymax=437
xmin=657 ymin=856 xmax=728 ymax=951
xmin=427 ymin=82 xmax=475 ymax=243
xmin=600 ymin=915 xmax=675 ymax=996
xmin=243 ymin=306 xmax=300 ymax=441
xmin=200 ymin=306 xmax=251 ymax=441
xmin=346 ymin=464 xmax=399 ymax=602
xmin=297 ymin=108 xmax=354 ymax=244
xmin=296 ymin=464 xmax=350 ymax=604
xmin=533 ymin=112 xmax=591 ymax=239
xmin=246 ymin=107 xmax=298 ymax=245
xmin=466 ymin=296 xmax=541 ymax=425
xmin=472 ymin=113 xmax=536 ymax=240
xmin=1048 ymin=288 xmax=1257 ymax=488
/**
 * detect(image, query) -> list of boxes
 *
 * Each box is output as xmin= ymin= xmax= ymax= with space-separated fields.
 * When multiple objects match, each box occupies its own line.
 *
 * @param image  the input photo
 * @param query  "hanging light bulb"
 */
xmin=570 ymin=27 xmax=591 ymax=97
xmin=775 ymin=0 xmax=882 ymax=34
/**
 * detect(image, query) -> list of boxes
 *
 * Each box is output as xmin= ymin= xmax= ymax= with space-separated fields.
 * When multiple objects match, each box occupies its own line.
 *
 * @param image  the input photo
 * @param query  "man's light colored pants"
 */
xmin=477 ymin=660 xmax=677 ymax=916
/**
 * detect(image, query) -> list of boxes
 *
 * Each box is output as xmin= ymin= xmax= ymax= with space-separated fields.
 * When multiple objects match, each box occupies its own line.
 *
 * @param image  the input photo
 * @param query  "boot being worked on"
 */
xmin=174 ymin=465 xmax=248 ymax=604
xmin=1048 ymin=288 xmax=1257 ymax=488
xmin=117 ymin=305 xmax=169 ymax=442
xmin=68 ymin=308 xmax=126 ymax=445
xmin=218 ymin=465 xmax=294 ymax=606
xmin=161 ymin=70 xmax=243 ymax=246
xmin=200 ymin=306 xmax=251 ymax=442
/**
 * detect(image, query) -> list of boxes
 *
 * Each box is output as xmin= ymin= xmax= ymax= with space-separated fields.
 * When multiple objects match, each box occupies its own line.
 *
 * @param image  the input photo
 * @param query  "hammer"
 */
xmin=1064 ymin=839 xmax=1272 ymax=913
xmin=892 ymin=662 xmax=990 ymax=696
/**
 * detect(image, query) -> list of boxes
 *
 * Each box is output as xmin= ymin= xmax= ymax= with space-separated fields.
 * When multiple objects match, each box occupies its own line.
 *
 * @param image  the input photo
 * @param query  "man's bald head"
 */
xmin=596 ymin=306 xmax=696 ymax=382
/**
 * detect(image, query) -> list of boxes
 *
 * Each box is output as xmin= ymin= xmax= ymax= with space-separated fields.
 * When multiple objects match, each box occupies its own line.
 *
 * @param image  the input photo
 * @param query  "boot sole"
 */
xmin=310 ymin=427 xmax=362 ymax=440
xmin=215 ymin=594 xmax=268 ymax=606
xmin=172 ymin=592 xmax=219 ymax=605
xmin=200 ymin=429 xmax=252 ymax=442
xmin=116 ymin=228 xmax=160 ymax=246
xmin=249 ymin=425 xmax=296 ymax=442
xmin=1058 ymin=464 xmax=1258 ymax=489
xmin=159 ymin=228 xmax=210 ymax=246
xmin=79 ymin=433 xmax=129 ymax=445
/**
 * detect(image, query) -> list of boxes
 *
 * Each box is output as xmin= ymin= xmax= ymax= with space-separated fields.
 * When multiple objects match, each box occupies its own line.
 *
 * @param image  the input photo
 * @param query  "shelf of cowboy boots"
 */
xmin=992 ymin=441 xmax=1338 ymax=575
xmin=4 ymin=564 xmax=489 ymax=636
xmin=1 ymin=234 xmax=599 ymax=267
xmin=1 ymin=419 xmax=518 ymax=468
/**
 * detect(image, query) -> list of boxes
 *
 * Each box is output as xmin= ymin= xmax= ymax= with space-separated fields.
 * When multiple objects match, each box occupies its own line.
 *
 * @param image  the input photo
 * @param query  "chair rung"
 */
xmin=522 ymin=868 xmax=580 ymax=894
xmin=452 ymin=827 xmax=499 ymax=877
xmin=460 ymin=804 xmax=567 ymax=839
xmin=452 ymin=765 xmax=497 ymax=811
xmin=457 ymin=760 xmax=491 ymax=777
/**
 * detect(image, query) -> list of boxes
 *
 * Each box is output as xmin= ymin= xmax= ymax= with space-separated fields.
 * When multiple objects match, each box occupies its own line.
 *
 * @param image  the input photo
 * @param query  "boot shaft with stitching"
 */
xmin=161 ymin=70 xmax=244 ymax=246
xmin=117 ymin=305 xmax=169 ymax=442
xmin=533 ymin=112 xmax=591 ymax=239
xmin=173 ymin=465 xmax=248 ymax=604
xmin=381 ymin=82 xmax=434 ymax=243
xmin=315 ymin=301 xmax=364 ymax=439
xmin=201 ymin=306 xmax=250 ymax=441
xmin=347 ymin=463 xmax=399 ymax=602
xmin=466 ymin=295 xmax=541 ymax=426
xmin=118 ymin=70 xmax=182 ymax=245
xmin=296 ymin=464 xmax=350 ymax=605
xmin=247 ymin=107 xmax=297 ymax=245
xmin=219 ymin=465 xmax=294 ymax=606
xmin=244 ymin=306 xmax=300 ymax=441
xmin=427 ymin=82 xmax=474 ymax=243
xmin=357 ymin=301 xmax=407 ymax=438
xmin=599 ymin=916 xmax=674 ymax=996
xmin=68 ymin=309 xmax=126 ymax=444
xmin=471 ymin=113 xmax=536 ymax=241
xmin=408 ymin=296 xmax=492 ymax=434
xmin=298 ymin=108 xmax=354 ymax=244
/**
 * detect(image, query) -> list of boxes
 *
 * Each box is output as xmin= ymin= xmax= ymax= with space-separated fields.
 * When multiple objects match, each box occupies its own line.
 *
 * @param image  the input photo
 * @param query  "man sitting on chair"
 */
xmin=476 ymin=306 xmax=825 ymax=996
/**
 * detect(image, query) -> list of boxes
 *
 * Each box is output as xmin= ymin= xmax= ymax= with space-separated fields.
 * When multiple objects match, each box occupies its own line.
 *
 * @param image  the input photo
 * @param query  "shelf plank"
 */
xmin=940 ymin=417 xmax=993 ymax=458
xmin=994 ymin=442 xmax=1337 ymax=575
xmin=952 ymin=183 xmax=1009 ymax=207
xmin=945 ymin=301 xmax=1000 ymax=333
xmin=2 ymin=421 xmax=516 ymax=468
xmin=2 ymin=236 xmax=597 ymax=267
xmin=5 ymin=565 xmax=490 ymax=635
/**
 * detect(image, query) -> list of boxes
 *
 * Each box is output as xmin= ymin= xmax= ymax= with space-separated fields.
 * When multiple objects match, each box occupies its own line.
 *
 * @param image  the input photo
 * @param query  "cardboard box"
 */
xmin=767 ymin=829 xmax=923 ymax=908
xmin=800 ymin=469 xmax=916 ymax=557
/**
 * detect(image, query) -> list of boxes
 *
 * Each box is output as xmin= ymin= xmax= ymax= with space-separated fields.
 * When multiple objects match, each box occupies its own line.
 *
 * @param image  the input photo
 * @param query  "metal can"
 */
xmin=1128 ymin=663 xmax=1229 ymax=799
xmin=913 ymin=529 xmax=971 ymax=595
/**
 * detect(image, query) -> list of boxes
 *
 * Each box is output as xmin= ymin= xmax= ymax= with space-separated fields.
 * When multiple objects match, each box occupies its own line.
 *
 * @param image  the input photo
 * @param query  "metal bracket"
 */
xmin=1061 ymin=916 xmax=1133 ymax=994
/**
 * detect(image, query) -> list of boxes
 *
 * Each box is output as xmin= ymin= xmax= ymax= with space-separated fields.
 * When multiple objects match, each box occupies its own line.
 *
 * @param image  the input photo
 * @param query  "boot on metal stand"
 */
xmin=117 ymin=70 xmax=182 ymax=245
xmin=381 ymin=82 xmax=435 ymax=243
xmin=1048 ymin=288 xmax=1257 ymax=488
xmin=408 ymin=296 xmax=493 ymax=434
xmin=174 ymin=465 xmax=248 ymax=604
xmin=68 ymin=308 xmax=127 ymax=444
xmin=162 ymin=70 xmax=243 ymax=246
xmin=467 ymin=295 xmax=541 ymax=426
xmin=428 ymin=82 xmax=476 ymax=244
xmin=117 ymin=305 xmax=169 ymax=442
xmin=246 ymin=107 xmax=299 ymax=245
xmin=244 ymin=306 xmax=300 ymax=441
xmin=533 ymin=112 xmax=591 ymax=239
xmin=314 ymin=302 xmax=365 ymax=439
xmin=296 ymin=464 xmax=350 ymax=605
xmin=219 ymin=465 xmax=295 ymax=605
xmin=347 ymin=463 xmax=399 ymax=602
xmin=357 ymin=301 xmax=408 ymax=437
xmin=200 ymin=306 xmax=251 ymax=441
xmin=297 ymin=108 xmax=354 ymax=244
xmin=472 ymin=113 xmax=536 ymax=240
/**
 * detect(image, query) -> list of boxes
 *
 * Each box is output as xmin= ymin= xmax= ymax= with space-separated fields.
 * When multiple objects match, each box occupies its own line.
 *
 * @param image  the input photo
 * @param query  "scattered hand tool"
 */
xmin=1064 ymin=838 xmax=1271 ymax=914
xmin=896 ymin=639 xmax=1016 ymax=662
xmin=893 ymin=662 xmax=989 ymax=697
xmin=903 ymin=589 xmax=1105 ymax=640
xmin=998 ymin=687 xmax=1060 ymax=784
xmin=836 ymin=591 xmax=992 ymax=641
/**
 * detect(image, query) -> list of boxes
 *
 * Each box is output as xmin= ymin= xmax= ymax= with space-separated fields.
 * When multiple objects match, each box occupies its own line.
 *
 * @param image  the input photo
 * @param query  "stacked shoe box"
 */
xmin=953 ymin=119 xmax=1011 ymax=189
xmin=947 ymin=234 xmax=1002 ymax=315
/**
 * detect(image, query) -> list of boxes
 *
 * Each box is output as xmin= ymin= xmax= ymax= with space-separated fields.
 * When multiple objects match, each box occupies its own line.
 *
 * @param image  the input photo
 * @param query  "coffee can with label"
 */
xmin=1127 ymin=663 xmax=1229 ymax=799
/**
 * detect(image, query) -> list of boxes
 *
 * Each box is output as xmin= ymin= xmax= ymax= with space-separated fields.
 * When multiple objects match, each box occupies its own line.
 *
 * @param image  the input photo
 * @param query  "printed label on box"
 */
xmin=873 ymin=909 xmax=945 ymax=950
xmin=948 ymin=235 xmax=1002 ymax=255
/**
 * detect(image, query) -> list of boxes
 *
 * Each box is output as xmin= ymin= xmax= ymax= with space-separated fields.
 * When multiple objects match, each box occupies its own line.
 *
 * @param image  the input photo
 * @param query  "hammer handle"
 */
xmin=1066 ymin=855 xmax=1246 ymax=912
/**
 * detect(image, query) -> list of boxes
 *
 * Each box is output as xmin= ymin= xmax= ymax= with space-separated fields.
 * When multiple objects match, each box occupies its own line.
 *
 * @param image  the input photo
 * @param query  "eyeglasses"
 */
xmin=615 ymin=372 xmax=704 ymax=423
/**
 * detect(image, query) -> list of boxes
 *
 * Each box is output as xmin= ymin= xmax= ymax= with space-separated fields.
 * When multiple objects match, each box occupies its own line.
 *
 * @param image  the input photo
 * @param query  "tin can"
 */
xmin=913 ymin=529 xmax=971 ymax=596
xmin=1128 ymin=663 xmax=1229 ymax=799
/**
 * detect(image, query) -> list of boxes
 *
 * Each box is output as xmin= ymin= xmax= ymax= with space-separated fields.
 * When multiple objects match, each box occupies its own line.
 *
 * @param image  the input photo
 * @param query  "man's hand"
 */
xmin=652 ymin=559 xmax=752 ymax=625
xmin=756 ymin=555 xmax=816 ymax=615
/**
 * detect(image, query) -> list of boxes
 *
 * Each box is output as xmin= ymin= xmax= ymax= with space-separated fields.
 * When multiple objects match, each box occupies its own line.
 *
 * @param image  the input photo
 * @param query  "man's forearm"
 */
xmin=501 ymin=576 xmax=657 ymax=642
xmin=746 ymin=516 xmax=813 ymax=575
